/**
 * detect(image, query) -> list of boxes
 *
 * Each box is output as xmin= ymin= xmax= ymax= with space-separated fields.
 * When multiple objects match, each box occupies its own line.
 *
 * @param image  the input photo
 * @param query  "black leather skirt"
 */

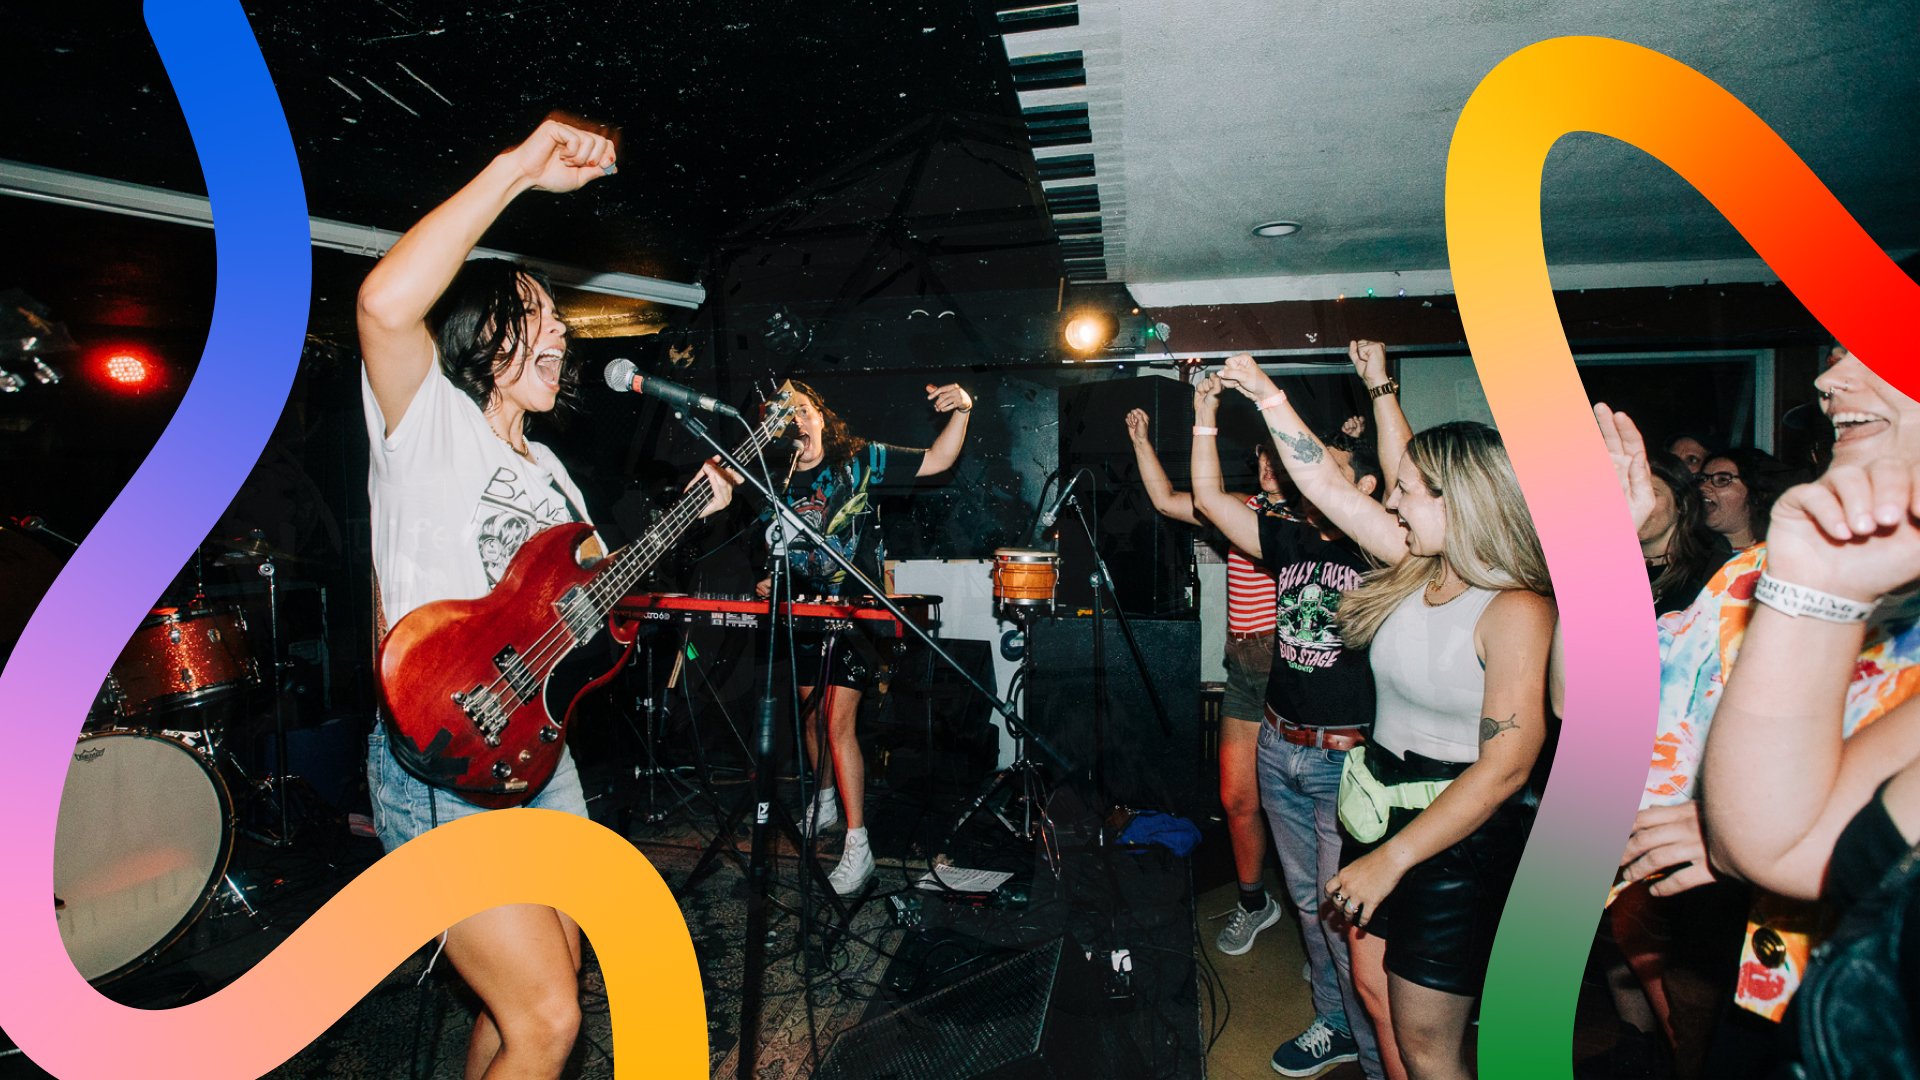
xmin=1341 ymin=743 xmax=1535 ymax=997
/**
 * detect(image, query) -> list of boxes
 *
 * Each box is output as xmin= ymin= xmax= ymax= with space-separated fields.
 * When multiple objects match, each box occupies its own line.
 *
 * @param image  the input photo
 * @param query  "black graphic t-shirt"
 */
xmin=772 ymin=441 xmax=925 ymax=596
xmin=1257 ymin=515 xmax=1375 ymax=729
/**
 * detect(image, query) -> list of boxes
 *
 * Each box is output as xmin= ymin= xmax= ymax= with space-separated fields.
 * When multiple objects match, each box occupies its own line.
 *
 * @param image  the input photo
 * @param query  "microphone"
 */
xmin=1038 ymin=470 xmax=1083 ymax=530
xmin=604 ymin=359 xmax=742 ymax=419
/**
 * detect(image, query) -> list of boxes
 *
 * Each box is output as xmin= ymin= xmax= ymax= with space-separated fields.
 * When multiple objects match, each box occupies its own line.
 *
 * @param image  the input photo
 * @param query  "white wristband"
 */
xmin=1192 ymin=425 xmax=1218 ymax=436
xmin=1752 ymin=573 xmax=1876 ymax=623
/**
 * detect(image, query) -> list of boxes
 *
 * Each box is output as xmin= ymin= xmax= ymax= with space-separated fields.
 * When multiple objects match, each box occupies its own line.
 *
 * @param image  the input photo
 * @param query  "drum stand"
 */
xmin=953 ymin=603 xmax=1054 ymax=842
xmin=235 ymin=549 xmax=299 ymax=848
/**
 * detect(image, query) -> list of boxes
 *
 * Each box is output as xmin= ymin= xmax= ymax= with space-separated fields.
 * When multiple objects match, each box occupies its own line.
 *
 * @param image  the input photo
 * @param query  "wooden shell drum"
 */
xmin=992 ymin=548 xmax=1059 ymax=610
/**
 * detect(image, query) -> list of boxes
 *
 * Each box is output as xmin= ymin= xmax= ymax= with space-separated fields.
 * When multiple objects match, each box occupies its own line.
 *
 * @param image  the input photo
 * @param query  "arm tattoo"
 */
xmin=1479 ymin=714 xmax=1519 ymax=743
xmin=1271 ymin=428 xmax=1324 ymax=465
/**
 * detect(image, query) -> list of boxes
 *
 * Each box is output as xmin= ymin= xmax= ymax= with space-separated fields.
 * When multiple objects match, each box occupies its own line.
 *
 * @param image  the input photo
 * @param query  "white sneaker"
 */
xmin=802 ymin=789 xmax=840 ymax=837
xmin=828 ymin=835 xmax=874 ymax=895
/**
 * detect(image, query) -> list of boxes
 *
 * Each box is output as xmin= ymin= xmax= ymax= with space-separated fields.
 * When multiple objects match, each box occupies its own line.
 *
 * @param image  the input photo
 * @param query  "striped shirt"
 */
xmin=1226 ymin=493 xmax=1286 ymax=635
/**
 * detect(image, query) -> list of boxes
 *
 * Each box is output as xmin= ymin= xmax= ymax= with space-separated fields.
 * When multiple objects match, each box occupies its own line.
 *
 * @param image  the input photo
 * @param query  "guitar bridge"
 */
xmin=452 ymin=686 xmax=509 ymax=746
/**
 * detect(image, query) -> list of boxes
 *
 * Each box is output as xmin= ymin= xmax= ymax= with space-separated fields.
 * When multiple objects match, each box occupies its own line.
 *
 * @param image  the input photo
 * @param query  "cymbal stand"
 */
xmin=240 ymin=550 xmax=296 ymax=847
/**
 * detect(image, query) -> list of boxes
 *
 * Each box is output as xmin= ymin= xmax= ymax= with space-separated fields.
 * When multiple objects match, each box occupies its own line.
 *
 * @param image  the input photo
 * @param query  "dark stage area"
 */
xmin=0 ymin=639 xmax=1218 ymax=1079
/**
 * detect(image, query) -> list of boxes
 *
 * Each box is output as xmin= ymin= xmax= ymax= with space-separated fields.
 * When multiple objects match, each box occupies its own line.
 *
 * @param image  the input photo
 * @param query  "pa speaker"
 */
xmin=1023 ymin=616 xmax=1204 ymax=819
xmin=1055 ymin=377 xmax=1197 ymax=618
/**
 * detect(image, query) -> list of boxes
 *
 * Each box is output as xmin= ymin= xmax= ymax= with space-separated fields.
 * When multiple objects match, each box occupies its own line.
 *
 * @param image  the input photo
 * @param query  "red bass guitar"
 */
xmin=378 ymin=385 xmax=795 ymax=807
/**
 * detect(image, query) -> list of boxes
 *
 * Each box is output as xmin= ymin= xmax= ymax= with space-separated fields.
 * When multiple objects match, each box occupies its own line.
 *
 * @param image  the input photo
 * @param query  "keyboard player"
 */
xmin=754 ymin=379 xmax=973 ymax=895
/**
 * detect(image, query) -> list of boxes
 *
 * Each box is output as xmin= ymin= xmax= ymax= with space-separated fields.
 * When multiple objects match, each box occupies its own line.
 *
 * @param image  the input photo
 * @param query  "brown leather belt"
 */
xmin=1264 ymin=704 xmax=1367 ymax=751
xmin=1227 ymin=628 xmax=1274 ymax=642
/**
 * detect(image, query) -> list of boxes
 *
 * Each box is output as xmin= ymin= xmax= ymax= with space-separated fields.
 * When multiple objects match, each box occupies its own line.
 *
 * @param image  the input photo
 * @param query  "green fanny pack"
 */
xmin=1336 ymin=745 xmax=1453 ymax=843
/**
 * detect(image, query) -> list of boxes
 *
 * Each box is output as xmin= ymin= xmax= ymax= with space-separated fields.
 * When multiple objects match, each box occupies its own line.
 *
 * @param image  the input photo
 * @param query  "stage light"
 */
xmin=1063 ymin=311 xmax=1116 ymax=355
xmin=103 ymin=351 xmax=152 ymax=389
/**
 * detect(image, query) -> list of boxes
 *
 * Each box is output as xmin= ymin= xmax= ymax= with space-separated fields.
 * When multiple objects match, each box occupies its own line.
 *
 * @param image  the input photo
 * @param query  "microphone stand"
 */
xmin=671 ymin=409 xmax=1043 ymax=1080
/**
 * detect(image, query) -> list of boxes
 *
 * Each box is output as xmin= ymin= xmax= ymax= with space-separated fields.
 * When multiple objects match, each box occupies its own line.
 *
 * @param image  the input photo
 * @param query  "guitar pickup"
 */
xmin=493 ymin=645 xmax=540 ymax=704
xmin=555 ymin=586 xmax=600 ymax=645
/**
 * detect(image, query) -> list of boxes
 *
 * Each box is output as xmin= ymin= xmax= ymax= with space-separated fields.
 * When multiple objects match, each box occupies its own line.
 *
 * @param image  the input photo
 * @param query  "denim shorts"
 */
xmin=1221 ymin=632 xmax=1275 ymax=723
xmin=367 ymin=723 xmax=588 ymax=854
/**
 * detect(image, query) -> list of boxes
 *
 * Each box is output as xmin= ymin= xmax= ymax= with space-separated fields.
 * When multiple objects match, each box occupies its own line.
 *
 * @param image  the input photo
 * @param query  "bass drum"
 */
xmin=55 ymin=731 xmax=233 ymax=982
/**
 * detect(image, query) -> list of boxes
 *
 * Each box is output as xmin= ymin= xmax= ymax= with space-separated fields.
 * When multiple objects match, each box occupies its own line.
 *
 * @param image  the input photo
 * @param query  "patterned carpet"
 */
xmin=4 ymin=779 xmax=1201 ymax=1079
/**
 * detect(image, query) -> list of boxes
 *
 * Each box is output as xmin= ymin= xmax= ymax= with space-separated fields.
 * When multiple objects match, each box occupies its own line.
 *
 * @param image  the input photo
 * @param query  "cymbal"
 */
xmin=207 ymin=535 xmax=303 ymax=564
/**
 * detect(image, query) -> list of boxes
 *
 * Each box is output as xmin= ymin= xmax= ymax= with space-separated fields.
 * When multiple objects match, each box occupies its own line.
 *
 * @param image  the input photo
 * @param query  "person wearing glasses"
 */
xmin=1606 ymin=345 xmax=1920 ymax=1074
xmin=1697 ymin=448 xmax=1799 ymax=553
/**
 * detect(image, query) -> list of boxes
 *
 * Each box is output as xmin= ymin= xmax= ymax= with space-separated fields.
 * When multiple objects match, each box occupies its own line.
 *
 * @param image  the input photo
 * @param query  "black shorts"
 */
xmin=1342 ymin=743 xmax=1535 ymax=997
xmin=780 ymin=629 xmax=881 ymax=693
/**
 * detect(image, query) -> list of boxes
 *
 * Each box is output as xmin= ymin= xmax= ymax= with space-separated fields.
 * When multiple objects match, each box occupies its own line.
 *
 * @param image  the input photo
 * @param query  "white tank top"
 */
xmin=1369 ymin=585 xmax=1500 ymax=763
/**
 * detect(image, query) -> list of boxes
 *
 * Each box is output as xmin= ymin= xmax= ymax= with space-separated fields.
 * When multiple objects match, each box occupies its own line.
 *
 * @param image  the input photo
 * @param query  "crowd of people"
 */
xmin=353 ymin=117 xmax=1906 ymax=1080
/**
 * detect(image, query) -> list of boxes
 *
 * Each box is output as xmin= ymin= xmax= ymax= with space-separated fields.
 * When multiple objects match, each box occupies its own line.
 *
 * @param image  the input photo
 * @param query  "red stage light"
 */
xmin=103 ymin=352 xmax=152 ymax=389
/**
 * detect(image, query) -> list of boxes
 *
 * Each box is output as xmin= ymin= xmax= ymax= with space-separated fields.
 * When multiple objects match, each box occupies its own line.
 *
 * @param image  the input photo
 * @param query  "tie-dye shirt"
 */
xmin=1645 ymin=542 xmax=1920 ymax=1019
xmin=1645 ymin=544 xmax=1920 ymax=808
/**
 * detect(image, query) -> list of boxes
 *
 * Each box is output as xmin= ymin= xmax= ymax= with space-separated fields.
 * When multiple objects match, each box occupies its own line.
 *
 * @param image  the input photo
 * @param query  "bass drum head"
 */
xmin=55 ymin=731 xmax=232 ymax=982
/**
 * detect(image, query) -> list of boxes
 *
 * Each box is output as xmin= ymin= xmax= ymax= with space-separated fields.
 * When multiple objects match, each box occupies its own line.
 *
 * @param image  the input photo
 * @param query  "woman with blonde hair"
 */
xmin=1217 ymin=353 xmax=1555 ymax=1080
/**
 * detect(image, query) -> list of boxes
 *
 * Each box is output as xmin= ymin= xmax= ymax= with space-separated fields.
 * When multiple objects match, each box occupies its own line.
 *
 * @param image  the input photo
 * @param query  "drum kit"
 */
xmin=54 ymin=533 xmax=305 ymax=984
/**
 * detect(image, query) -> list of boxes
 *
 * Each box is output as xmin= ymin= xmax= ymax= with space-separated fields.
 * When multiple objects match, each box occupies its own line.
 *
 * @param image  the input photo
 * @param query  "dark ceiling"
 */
xmin=7 ymin=2 xmax=1057 ymax=337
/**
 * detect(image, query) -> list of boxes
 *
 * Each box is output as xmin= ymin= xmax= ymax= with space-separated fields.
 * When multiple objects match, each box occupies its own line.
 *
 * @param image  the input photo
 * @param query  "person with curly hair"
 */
xmin=760 ymin=379 xmax=973 ymax=894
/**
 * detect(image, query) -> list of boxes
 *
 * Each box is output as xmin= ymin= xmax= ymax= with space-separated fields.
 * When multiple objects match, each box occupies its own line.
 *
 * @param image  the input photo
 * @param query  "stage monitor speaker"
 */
xmin=864 ymin=638 xmax=1000 ymax=792
xmin=815 ymin=938 xmax=1065 ymax=1080
xmin=1055 ymin=377 xmax=1197 ymax=618
xmin=1023 ymin=616 xmax=1204 ymax=819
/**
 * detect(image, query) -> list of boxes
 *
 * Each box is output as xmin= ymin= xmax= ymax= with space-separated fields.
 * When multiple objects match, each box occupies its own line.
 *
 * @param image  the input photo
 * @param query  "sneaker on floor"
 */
xmin=1270 ymin=1017 xmax=1359 ymax=1078
xmin=802 ymin=791 xmax=840 ymax=837
xmin=1215 ymin=894 xmax=1283 ymax=956
xmin=827 ymin=837 xmax=874 ymax=896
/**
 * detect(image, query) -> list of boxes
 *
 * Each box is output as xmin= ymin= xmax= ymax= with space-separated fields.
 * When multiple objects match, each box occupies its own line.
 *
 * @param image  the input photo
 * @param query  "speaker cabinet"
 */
xmin=1055 ymin=377 xmax=1197 ymax=618
xmin=816 ymin=939 xmax=1065 ymax=1080
xmin=1023 ymin=616 xmax=1204 ymax=819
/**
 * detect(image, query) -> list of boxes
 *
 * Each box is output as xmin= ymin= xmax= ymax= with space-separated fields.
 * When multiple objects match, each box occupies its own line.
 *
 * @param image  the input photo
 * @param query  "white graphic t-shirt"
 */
xmin=363 ymin=362 xmax=594 ymax=628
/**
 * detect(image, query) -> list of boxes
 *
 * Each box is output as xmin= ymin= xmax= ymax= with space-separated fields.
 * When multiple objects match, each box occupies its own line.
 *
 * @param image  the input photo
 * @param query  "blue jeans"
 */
xmin=1258 ymin=721 xmax=1383 ymax=1080
xmin=367 ymin=724 xmax=588 ymax=854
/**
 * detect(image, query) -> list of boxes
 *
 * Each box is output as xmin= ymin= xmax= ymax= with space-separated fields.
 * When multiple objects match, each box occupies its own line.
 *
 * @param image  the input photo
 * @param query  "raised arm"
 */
xmin=1217 ymin=354 xmax=1409 ymax=564
xmin=358 ymin=118 xmax=616 ymax=432
xmin=1351 ymin=340 xmax=1412 ymax=488
xmin=1328 ymin=589 xmax=1555 ymax=926
xmin=1702 ymin=461 xmax=1920 ymax=898
xmin=1189 ymin=374 xmax=1262 ymax=555
xmin=915 ymin=383 xmax=973 ymax=476
xmin=1124 ymin=407 xmax=1201 ymax=525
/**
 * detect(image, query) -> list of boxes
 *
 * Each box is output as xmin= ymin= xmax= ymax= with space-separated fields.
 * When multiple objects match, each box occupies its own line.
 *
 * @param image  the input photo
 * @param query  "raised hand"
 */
xmin=1125 ymin=408 xmax=1150 ymax=444
xmin=1193 ymin=373 xmax=1223 ymax=421
xmin=1217 ymin=353 xmax=1279 ymax=403
xmin=925 ymin=383 xmax=973 ymax=414
xmin=1594 ymin=403 xmax=1657 ymax=536
xmin=1350 ymin=339 xmax=1390 ymax=388
xmin=1766 ymin=459 xmax=1920 ymax=602
xmin=507 ymin=116 xmax=618 ymax=194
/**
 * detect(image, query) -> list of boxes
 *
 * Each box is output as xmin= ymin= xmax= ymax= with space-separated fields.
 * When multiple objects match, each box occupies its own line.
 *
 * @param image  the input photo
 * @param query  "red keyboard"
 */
xmin=611 ymin=593 xmax=941 ymax=638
